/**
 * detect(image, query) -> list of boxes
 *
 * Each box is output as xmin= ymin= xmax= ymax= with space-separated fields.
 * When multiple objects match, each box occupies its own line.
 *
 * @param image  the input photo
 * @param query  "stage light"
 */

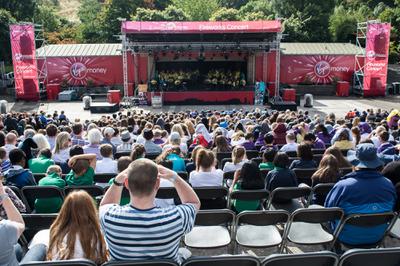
xmin=187 ymin=45 xmax=192 ymax=50
xmin=236 ymin=43 xmax=241 ymax=50
xmin=164 ymin=45 xmax=170 ymax=50
xmin=216 ymin=45 xmax=220 ymax=50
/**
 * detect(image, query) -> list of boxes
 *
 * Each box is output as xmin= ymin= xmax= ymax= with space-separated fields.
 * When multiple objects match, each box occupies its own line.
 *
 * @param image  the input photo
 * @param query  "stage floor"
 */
xmin=4 ymin=95 xmax=399 ymax=121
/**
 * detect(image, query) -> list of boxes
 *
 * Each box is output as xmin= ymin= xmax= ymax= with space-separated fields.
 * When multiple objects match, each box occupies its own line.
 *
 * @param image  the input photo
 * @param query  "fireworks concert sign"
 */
xmin=9 ymin=24 xmax=39 ymax=100
xmin=363 ymin=22 xmax=391 ymax=97
xmin=280 ymin=55 xmax=355 ymax=84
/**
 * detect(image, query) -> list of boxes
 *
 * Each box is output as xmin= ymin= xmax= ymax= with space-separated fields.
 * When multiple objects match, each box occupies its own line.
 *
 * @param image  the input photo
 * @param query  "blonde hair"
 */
xmin=54 ymin=132 xmax=70 ymax=154
xmin=232 ymin=146 xmax=246 ymax=165
xmin=171 ymin=124 xmax=184 ymax=138
xmin=47 ymin=191 xmax=108 ymax=264
xmin=232 ymin=131 xmax=244 ymax=142
xmin=46 ymin=165 xmax=62 ymax=175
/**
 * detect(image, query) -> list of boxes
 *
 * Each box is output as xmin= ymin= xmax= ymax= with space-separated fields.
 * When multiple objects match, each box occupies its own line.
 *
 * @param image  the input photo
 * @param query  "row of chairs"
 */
xmin=11 ymin=182 xmax=334 ymax=214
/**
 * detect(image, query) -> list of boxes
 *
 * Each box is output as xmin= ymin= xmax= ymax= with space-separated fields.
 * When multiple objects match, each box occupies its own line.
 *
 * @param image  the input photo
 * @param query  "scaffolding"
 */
xmin=353 ymin=20 xmax=380 ymax=96
xmin=34 ymin=23 xmax=49 ymax=99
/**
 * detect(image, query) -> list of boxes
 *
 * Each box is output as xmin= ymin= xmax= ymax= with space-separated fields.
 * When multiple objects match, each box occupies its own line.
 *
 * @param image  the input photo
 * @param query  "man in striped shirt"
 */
xmin=99 ymin=158 xmax=200 ymax=263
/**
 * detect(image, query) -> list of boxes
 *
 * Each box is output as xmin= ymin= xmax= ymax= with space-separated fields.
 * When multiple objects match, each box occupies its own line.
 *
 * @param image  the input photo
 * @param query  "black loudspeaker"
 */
xmin=0 ymin=100 xmax=7 ymax=114
xmin=304 ymin=94 xmax=314 ymax=108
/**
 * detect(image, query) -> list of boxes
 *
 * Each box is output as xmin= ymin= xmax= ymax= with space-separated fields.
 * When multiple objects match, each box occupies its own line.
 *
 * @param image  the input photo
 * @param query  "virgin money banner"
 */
xmin=9 ymin=24 xmax=39 ymax=100
xmin=280 ymin=55 xmax=355 ymax=84
xmin=38 ymin=56 xmax=124 ymax=86
xmin=363 ymin=22 xmax=391 ymax=97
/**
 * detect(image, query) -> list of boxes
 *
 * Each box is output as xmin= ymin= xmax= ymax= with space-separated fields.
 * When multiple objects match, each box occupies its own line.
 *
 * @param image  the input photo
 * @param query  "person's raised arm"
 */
xmin=68 ymin=153 xmax=97 ymax=169
xmin=0 ymin=181 xmax=24 ymax=237
xmin=100 ymin=169 xmax=128 ymax=206
xmin=229 ymin=169 xmax=240 ymax=193
xmin=158 ymin=165 xmax=200 ymax=211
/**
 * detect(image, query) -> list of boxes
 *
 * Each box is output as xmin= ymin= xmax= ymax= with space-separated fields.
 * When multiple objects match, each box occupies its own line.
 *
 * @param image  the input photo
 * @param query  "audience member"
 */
xmin=279 ymin=133 xmax=298 ymax=153
xmin=265 ymin=152 xmax=298 ymax=192
xmin=189 ymin=149 xmax=223 ymax=187
xmin=223 ymin=145 xmax=248 ymax=172
xmin=143 ymin=128 xmax=162 ymax=154
xmin=52 ymin=132 xmax=71 ymax=163
xmin=289 ymin=143 xmax=318 ymax=169
xmin=95 ymin=144 xmax=118 ymax=174
xmin=259 ymin=148 xmax=277 ymax=171
xmin=65 ymin=154 xmax=96 ymax=186
xmin=4 ymin=149 xmax=36 ymax=188
xmin=28 ymin=148 xmax=55 ymax=174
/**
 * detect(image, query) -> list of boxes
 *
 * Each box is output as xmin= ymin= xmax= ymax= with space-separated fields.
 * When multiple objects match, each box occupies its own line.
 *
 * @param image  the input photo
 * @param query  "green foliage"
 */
xmin=238 ymin=0 xmax=274 ymax=20
xmin=0 ymin=9 xmax=16 ymax=63
xmin=77 ymin=0 xmax=103 ymax=43
xmin=34 ymin=5 xmax=62 ymax=32
xmin=210 ymin=8 xmax=240 ymax=21
xmin=163 ymin=5 xmax=191 ymax=21
xmin=133 ymin=8 xmax=165 ymax=21
xmin=329 ymin=5 xmax=358 ymax=42
xmin=218 ymin=0 xmax=248 ymax=9
xmin=171 ymin=0 xmax=220 ymax=21
xmin=0 ymin=0 xmax=35 ymax=20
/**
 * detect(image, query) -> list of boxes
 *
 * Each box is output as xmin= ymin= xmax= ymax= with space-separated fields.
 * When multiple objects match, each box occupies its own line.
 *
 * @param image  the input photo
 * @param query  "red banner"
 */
xmin=39 ymin=56 xmax=125 ymax=86
xmin=280 ymin=55 xmax=355 ymax=84
xmin=9 ymin=24 xmax=39 ymax=100
xmin=363 ymin=22 xmax=391 ymax=97
xmin=122 ymin=21 xmax=282 ymax=34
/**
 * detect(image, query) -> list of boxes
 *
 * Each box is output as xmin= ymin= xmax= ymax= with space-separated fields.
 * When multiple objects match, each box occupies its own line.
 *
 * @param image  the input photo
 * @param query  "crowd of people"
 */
xmin=0 ymin=107 xmax=400 ymax=265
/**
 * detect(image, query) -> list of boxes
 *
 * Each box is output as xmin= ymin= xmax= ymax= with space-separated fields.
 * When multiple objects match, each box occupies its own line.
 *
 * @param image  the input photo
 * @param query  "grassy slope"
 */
xmin=57 ymin=0 xmax=82 ymax=22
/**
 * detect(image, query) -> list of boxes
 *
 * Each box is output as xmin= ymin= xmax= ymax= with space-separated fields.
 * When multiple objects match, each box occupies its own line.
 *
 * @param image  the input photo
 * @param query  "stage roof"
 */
xmin=281 ymin=43 xmax=363 ymax=55
xmin=121 ymin=21 xmax=282 ymax=34
xmin=36 ymin=42 xmax=363 ymax=57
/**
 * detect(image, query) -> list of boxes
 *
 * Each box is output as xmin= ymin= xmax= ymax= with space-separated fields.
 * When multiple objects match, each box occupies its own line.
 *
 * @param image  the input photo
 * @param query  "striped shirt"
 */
xmin=99 ymin=203 xmax=196 ymax=263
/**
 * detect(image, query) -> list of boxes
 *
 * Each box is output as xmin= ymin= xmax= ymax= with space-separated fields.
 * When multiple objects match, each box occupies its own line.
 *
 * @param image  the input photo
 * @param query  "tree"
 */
xmin=133 ymin=8 xmax=164 ymax=21
xmin=171 ymin=0 xmax=220 ymax=21
xmin=78 ymin=0 xmax=103 ymax=43
xmin=0 ymin=9 xmax=16 ymax=63
xmin=238 ymin=0 xmax=274 ymax=20
xmin=0 ymin=0 xmax=35 ymax=20
xmin=218 ymin=0 xmax=248 ymax=9
xmin=210 ymin=8 xmax=240 ymax=21
xmin=34 ymin=5 xmax=62 ymax=32
xmin=163 ymin=5 xmax=191 ymax=21
xmin=329 ymin=5 xmax=358 ymax=42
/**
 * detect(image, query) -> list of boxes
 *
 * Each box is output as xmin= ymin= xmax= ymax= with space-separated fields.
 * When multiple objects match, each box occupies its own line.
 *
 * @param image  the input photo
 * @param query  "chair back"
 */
xmin=20 ymin=259 xmax=97 ymax=266
xmin=8 ymin=185 xmax=30 ymax=212
xmin=312 ymin=149 xmax=326 ymax=155
xmin=177 ymin=171 xmax=188 ymax=181
xmin=160 ymin=160 xmax=173 ymax=170
xmin=236 ymin=210 xmax=289 ymax=226
xmin=293 ymin=168 xmax=318 ymax=186
xmin=145 ymin=153 xmax=160 ymax=160
xmin=183 ymin=256 xmax=260 ymax=266
xmin=338 ymin=247 xmax=400 ymax=266
xmin=285 ymin=151 xmax=298 ymax=158
xmin=156 ymin=187 xmax=179 ymax=199
xmin=251 ymin=157 xmax=263 ymax=166
xmin=21 ymin=214 xmax=57 ymax=243
xmin=65 ymin=185 xmax=104 ymax=198
xmin=312 ymin=183 xmax=335 ymax=199
xmin=230 ymin=189 xmax=270 ymax=201
xmin=114 ymin=151 xmax=131 ymax=159
xmin=33 ymin=173 xmax=46 ymax=183
xmin=103 ymin=260 xmax=178 ymax=266
xmin=221 ymin=158 xmax=232 ymax=169
xmin=269 ymin=187 xmax=311 ymax=203
xmin=291 ymin=207 xmax=344 ymax=224
xmin=194 ymin=209 xmax=235 ymax=226
xmin=94 ymin=173 xmax=116 ymax=184
xmin=262 ymin=251 xmax=338 ymax=266
xmin=194 ymin=187 xmax=229 ymax=199
xmin=342 ymin=212 xmax=395 ymax=228
xmin=246 ymin=150 xmax=259 ymax=159
xmin=22 ymin=186 xmax=65 ymax=211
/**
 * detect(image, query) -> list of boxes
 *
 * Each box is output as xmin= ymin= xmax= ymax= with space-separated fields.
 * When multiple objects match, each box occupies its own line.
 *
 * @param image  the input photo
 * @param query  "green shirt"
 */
xmin=65 ymin=167 xmax=95 ymax=186
xmin=232 ymin=183 xmax=261 ymax=213
xmin=259 ymin=162 xmax=274 ymax=171
xmin=34 ymin=172 xmax=66 ymax=213
xmin=28 ymin=156 xmax=55 ymax=174
xmin=108 ymin=178 xmax=130 ymax=206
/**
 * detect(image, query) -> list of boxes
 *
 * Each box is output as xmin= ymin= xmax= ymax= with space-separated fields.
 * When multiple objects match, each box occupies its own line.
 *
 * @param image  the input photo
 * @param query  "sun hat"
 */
xmin=347 ymin=143 xmax=383 ymax=169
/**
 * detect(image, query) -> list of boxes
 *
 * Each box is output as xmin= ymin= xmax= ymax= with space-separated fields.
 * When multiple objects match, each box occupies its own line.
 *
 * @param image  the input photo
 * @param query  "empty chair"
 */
xmin=194 ymin=186 xmax=229 ymax=210
xmin=21 ymin=214 xmax=57 ymax=243
xmin=20 ymin=259 xmax=97 ymax=266
xmin=184 ymin=209 xmax=235 ymax=249
xmin=293 ymin=168 xmax=318 ymax=186
xmin=338 ymin=247 xmax=400 ymax=266
xmin=234 ymin=210 xmax=289 ymax=252
xmin=65 ymin=185 xmax=104 ymax=198
xmin=267 ymin=187 xmax=312 ymax=213
xmin=229 ymin=189 xmax=270 ymax=212
xmin=246 ymin=150 xmax=259 ymax=159
xmin=22 ymin=186 xmax=65 ymax=213
xmin=182 ymin=256 xmax=260 ymax=266
xmin=94 ymin=173 xmax=116 ymax=184
xmin=114 ymin=151 xmax=131 ymax=159
xmin=335 ymin=212 xmax=396 ymax=249
xmin=308 ymin=183 xmax=335 ymax=207
xmin=281 ymin=207 xmax=344 ymax=252
xmin=262 ymin=251 xmax=338 ymax=266
xmin=103 ymin=260 xmax=178 ymax=266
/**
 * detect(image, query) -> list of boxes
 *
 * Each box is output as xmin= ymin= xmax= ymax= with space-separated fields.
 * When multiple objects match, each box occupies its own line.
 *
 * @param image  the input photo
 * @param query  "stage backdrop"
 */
xmin=280 ymin=55 xmax=355 ymax=84
xmin=10 ymin=24 xmax=39 ymax=100
xmin=39 ymin=56 xmax=125 ymax=86
xmin=363 ymin=22 xmax=391 ymax=97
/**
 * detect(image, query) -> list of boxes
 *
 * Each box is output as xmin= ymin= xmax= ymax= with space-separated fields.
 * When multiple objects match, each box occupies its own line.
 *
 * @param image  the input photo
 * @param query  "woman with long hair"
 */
xmin=46 ymin=191 xmax=107 ymax=264
xmin=223 ymin=145 xmax=247 ymax=172
xmin=52 ymin=132 xmax=71 ymax=163
xmin=314 ymin=124 xmax=332 ymax=144
xmin=130 ymin=143 xmax=146 ymax=161
xmin=332 ymin=128 xmax=354 ymax=150
xmin=323 ymin=146 xmax=352 ymax=168
xmin=351 ymin=126 xmax=361 ymax=147
xmin=289 ymin=143 xmax=317 ymax=169
xmin=212 ymin=135 xmax=231 ymax=153
xmin=189 ymin=148 xmax=223 ymax=187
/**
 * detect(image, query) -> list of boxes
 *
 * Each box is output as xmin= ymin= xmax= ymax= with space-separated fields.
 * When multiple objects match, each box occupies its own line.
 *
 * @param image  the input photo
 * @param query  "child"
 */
xmin=259 ymin=148 xmax=277 ymax=171
xmin=260 ymin=133 xmax=277 ymax=152
xmin=265 ymin=152 xmax=298 ymax=193
xmin=35 ymin=165 xmax=66 ymax=213
xmin=96 ymin=144 xmax=118 ymax=174
xmin=65 ymin=153 xmax=97 ymax=186
xmin=153 ymin=129 xmax=164 ymax=145
xmin=377 ymin=131 xmax=395 ymax=155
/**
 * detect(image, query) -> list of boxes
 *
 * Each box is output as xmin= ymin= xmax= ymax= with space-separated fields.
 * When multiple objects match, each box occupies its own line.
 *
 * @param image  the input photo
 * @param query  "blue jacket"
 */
xmin=4 ymin=167 xmax=36 ymax=189
xmin=325 ymin=170 xmax=396 ymax=245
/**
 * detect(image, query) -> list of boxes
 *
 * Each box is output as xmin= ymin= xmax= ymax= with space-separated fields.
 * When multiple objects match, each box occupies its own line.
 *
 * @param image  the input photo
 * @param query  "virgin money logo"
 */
xmin=314 ymin=61 xmax=331 ymax=78
xmin=70 ymin=62 xmax=87 ymax=80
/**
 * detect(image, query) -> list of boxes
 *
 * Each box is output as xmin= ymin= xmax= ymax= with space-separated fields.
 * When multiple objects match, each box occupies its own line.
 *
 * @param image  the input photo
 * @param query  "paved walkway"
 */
xmin=4 ymin=95 xmax=400 ymax=121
